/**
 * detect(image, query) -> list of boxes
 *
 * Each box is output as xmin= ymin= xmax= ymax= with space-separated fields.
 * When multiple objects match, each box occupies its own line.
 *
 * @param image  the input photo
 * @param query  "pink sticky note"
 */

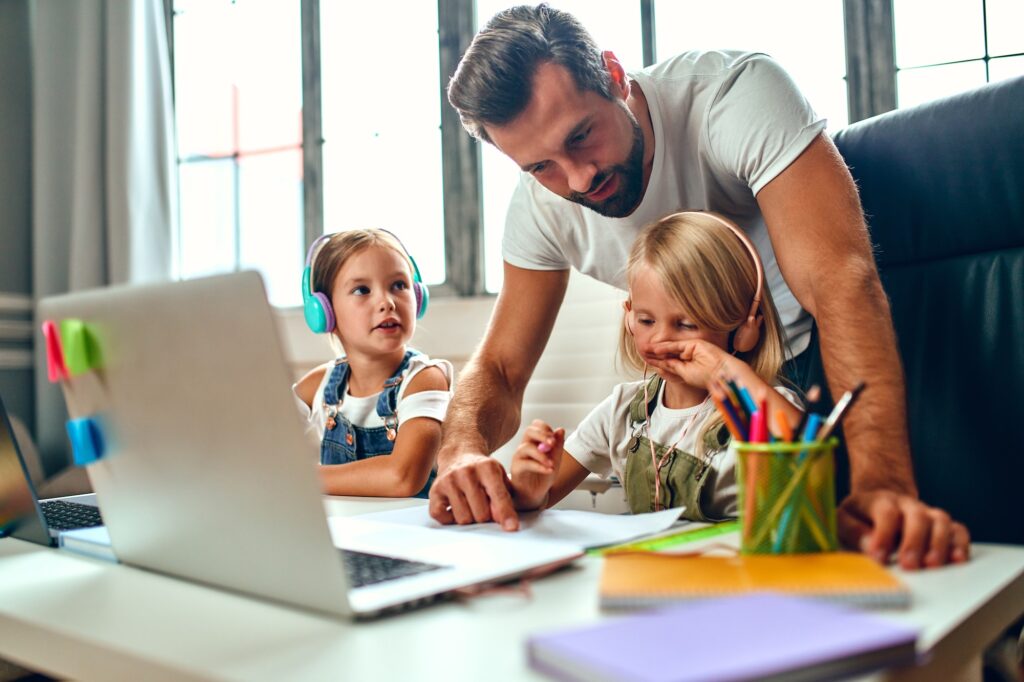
xmin=42 ymin=320 xmax=69 ymax=383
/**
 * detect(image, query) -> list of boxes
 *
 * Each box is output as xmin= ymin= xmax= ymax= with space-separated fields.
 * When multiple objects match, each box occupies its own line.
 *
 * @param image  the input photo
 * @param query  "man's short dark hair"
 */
xmin=447 ymin=3 xmax=613 ymax=144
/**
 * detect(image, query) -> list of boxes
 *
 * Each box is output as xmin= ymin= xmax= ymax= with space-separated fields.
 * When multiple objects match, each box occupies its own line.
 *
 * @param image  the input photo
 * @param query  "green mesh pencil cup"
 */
xmin=734 ymin=438 xmax=839 ymax=554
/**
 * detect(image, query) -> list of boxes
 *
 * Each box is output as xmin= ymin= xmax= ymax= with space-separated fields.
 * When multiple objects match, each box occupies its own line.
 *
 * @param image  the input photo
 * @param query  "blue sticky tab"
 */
xmin=66 ymin=417 xmax=106 ymax=466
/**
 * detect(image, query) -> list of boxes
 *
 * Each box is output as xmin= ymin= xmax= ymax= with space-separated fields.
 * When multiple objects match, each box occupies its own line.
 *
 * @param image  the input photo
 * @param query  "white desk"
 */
xmin=0 ymin=499 xmax=1021 ymax=682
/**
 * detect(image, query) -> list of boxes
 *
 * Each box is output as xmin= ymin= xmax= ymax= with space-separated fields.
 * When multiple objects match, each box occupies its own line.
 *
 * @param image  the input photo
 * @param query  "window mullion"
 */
xmin=641 ymin=0 xmax=656 ymax=67
xmin=438 ymin=0 xmax=484 ymax=296
xmin=844 ymin=0 xmax=897 ymax=122
xmin=301 ymin=0 xmax=324 ymax=251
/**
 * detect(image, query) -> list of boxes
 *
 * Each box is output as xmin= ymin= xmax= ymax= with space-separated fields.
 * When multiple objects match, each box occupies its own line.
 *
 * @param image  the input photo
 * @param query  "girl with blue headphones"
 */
xmin=505 ymin=212 xmax=804 ymax=520
xmin=293 ymin=229 xmax=452 ymax=498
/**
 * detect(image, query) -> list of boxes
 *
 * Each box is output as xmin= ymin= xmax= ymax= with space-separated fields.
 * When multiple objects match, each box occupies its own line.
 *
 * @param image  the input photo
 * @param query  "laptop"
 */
xmin=0 ymin=393 xmax=103 ymax=546
xmin=37 ymin=271 xmax=582 ymax=619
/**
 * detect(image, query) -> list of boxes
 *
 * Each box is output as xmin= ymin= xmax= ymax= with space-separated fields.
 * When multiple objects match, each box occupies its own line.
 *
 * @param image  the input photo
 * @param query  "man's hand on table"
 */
xmin=428 ymin=453 xmax=519 ymax=531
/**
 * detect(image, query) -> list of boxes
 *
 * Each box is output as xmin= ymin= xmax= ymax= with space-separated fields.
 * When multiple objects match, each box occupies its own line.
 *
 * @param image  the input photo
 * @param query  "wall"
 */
xmin=0 ymin=1 xmax=35 ymax=437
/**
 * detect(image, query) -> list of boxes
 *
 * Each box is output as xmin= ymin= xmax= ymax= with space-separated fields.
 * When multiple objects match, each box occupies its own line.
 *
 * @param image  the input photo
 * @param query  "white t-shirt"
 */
xmin=502 ymin=51 xmax=826 ymax=357
xmin=564 ymin=380 xmax=800 ymax=519
xmin=292 ymin=353 xmax=454 ymax=446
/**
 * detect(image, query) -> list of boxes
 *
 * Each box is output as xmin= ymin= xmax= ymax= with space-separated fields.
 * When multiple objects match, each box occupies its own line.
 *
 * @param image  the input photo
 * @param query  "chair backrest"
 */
xmin=832 ymin=76 xmax=1024 ymax=544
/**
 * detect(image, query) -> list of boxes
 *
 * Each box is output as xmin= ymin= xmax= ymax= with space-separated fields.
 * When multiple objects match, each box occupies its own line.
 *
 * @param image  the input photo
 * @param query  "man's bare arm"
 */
xmin=429 ymin=264 xmax=570 ymax=529
xmin=757 ymin=133 xmax=969 ymax=568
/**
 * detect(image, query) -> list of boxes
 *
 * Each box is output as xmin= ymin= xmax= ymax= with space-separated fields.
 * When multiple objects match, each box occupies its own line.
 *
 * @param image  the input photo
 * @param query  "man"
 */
xmin=430 ymin=4 xmax=969 ymax=568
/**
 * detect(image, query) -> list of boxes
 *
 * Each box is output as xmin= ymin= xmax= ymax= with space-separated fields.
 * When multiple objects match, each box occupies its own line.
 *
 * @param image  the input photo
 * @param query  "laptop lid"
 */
xmin=38 ymin=272 xmax=581 ymax=619
xmin=39 ymin=272 xmax=355 ymax=616
xmin=0 ymin=393 xmax=56 ymax=546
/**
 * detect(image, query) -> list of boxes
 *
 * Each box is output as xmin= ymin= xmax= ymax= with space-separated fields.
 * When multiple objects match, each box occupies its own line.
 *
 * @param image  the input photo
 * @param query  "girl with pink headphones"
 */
xmin=508 ymin=212 xmax=804 ymax=520
xmin=293 ymin=229 xmax=452 ymax=498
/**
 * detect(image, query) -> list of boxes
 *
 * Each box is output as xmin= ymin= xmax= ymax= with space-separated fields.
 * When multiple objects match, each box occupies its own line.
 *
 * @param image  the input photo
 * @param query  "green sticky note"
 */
xmin=59 ymin=319 xmax=102 ymax=375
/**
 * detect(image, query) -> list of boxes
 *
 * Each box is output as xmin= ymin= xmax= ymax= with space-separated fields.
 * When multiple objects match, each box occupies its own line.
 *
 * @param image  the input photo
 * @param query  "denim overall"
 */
xmin=320 ymin=350 xmax=435 ymax=499
xmin=622 ymin=375 xmax=730 ymax=521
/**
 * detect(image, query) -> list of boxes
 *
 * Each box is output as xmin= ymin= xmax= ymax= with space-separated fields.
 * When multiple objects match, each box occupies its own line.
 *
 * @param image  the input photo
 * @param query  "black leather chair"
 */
xmin=831 ymin=76 xmax=1024 ymax=545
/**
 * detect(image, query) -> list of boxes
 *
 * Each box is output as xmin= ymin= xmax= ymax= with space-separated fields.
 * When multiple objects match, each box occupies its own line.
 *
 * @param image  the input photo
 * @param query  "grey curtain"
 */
xmin=32 ymin=0 xmax=176 ymax=474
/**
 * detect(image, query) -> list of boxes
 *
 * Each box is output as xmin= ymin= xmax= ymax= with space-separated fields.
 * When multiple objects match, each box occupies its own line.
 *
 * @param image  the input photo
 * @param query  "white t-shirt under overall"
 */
xmin=564 ymin=380 xmax=800 ymax=519
xmin=502 ymin=51 xmax=827 ymax=357
xmin=292 ymin=353 xmax=454 ymax=447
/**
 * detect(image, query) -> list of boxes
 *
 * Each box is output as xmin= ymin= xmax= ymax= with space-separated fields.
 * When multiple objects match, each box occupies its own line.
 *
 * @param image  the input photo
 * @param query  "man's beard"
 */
xmin=567 ymin=113 xmax=645 ymax=218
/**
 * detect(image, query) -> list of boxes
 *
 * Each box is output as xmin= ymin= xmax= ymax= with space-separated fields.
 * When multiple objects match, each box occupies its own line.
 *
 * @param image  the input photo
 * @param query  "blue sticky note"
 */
xmin=66 ymin=417 xmax=106 ymax=466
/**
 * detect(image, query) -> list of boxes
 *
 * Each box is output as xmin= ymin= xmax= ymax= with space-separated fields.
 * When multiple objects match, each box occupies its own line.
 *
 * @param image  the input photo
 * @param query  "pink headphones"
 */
xmin=625 ymin=211 xmax=764 ymax=353
xmin=702 ymin=212 xmax=764 ymax=353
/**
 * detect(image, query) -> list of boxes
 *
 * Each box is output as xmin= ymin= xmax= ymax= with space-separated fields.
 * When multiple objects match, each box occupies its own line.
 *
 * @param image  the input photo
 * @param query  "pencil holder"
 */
xmin=734 ymin=438 xmax=839 ymax=554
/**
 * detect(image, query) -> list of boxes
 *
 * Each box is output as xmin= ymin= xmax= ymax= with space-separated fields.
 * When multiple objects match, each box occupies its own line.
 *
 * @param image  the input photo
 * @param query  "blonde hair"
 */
xmin=311 ymin=228 xmax=414 ymax=354
xmin=617 ymin=212 xmax=790 ymax=453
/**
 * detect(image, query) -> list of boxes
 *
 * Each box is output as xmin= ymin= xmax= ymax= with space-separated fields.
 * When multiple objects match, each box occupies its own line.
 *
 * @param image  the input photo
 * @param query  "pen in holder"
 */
xmin=734 ymin=437 xmax=839 ymax=554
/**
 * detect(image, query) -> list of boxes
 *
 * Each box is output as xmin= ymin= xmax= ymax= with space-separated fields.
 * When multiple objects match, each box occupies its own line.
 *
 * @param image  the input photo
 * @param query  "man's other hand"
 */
xmin=838 ymin=489 xmax=970 ymax=569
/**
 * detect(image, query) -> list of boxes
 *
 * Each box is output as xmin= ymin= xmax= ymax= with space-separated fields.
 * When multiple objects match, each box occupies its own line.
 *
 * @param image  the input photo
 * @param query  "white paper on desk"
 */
xmin=355 ymin=505 xmax=686 ymax=549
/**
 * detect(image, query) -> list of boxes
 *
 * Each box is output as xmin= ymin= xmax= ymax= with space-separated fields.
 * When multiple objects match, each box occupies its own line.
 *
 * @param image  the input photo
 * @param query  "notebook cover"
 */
xmin=527 ymin=594 xmax=918 ymax=682
xmin=600 ymin=552 xmax=910 ymax=609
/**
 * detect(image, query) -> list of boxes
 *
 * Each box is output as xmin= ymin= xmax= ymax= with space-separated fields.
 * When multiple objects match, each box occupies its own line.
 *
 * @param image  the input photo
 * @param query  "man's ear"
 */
xmin=602 ymin=51 xmax=628 ymax=98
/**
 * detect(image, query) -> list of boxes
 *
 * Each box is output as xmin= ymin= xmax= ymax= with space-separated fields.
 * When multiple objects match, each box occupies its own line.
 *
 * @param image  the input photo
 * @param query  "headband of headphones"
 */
xmin=622 ymin=211 xmax=765 ymax=353
xmin=698 ymin=212 xmax=764 ymax=331
xmin=302 ymin=230 xmax=429 ymax=334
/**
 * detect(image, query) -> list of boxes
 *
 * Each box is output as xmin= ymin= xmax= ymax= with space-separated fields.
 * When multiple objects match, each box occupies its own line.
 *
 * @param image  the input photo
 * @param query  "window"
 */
xmin=319 ymin=2 xmax=446 ymax=289
xmin=172 ymin=0 xmax=304 ymax=307
xmin=655 ymin=1 xmax=848 ymax=132
xmin=894 ymin=0 xmax=1024 ymax=108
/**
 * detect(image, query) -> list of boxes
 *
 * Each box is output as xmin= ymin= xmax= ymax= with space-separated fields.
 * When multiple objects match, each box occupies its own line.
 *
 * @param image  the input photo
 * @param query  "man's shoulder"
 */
xmin=638 ymin=49 xmax=769 ymax=82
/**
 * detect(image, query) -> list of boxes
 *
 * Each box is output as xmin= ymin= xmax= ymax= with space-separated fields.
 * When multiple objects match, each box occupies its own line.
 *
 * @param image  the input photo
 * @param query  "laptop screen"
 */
xmin=0 ymin=394 xmax=51 ymax=544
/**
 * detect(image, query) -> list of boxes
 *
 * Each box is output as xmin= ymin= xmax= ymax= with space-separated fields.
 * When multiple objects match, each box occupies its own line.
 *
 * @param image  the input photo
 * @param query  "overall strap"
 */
xmin=322 ymin=358 xmax=350 ymax=406
xmin=375 ymin=349 xmax=421 ymax=419
xmin=628 ymin=375 xmax=663 ymax=425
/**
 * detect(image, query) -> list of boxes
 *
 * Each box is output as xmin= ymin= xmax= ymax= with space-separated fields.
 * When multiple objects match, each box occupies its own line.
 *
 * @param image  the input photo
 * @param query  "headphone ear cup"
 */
xmin=732 ymin=315 xmax=762 ymax=353
xmin=414 ymin=282 xmax=429 ymax=320
xmin=304 ymin=291 xmax=335 ymax=334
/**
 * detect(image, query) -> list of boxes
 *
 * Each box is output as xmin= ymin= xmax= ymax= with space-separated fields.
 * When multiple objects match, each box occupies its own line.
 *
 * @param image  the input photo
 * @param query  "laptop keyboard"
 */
xmin=341 ymin=549 xmax=444 ymax=589
xmin=40 ymin=500 xmax=104 ymax=531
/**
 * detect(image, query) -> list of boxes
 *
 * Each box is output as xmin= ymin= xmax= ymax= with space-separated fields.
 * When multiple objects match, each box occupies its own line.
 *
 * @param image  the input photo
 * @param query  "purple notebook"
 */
xmin=527 ymin=594 xmax=918 ymax=682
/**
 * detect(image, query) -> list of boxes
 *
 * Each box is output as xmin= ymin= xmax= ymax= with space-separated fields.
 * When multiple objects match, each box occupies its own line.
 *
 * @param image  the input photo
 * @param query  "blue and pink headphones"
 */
xmin=302 ymin=230 xmax=429 ymax=334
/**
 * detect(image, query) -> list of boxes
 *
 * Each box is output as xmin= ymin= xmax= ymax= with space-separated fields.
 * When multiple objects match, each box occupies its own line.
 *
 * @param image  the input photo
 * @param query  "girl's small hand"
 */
xmin=510 ymin=420 xmax=565 ymax=511
xmin=647 ymin=339 xmax=729 ymax=388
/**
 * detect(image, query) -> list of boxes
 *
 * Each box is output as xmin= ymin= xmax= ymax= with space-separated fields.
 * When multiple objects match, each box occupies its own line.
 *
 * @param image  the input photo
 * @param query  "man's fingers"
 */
xmin=473 ymin=459 xmax=518 ymax=531
xmin=895 ymin=501 xmax=930 ymax=569
xmin=448 ymin=486 xmax=476 ymax=525
xmin=856 ymin=491 xmax=897 ymax=561
xmin=453 ymin=467 xmax=495 ymax=523
xmin=950 ymin=522 xmax=971 ymax=563
xmin=428 ymin=487 xmax=455 ymax=525
xmin=922 ymin=508 xmax=953 ymax=568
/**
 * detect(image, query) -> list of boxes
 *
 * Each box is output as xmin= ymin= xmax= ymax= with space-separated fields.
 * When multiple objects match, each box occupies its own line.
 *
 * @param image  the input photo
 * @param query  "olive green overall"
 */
xmin=621 ymin=376 xmax=731 ymax=522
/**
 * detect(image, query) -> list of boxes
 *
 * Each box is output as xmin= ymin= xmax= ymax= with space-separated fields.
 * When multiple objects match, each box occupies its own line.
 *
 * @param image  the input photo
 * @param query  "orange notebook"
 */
xmin=600 ymin=552 xmax=910 ymax=610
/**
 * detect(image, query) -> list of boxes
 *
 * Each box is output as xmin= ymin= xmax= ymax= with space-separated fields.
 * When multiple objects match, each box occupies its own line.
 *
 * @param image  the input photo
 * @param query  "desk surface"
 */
xmin=1 ymin=499 xmax=1022 ymax=682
